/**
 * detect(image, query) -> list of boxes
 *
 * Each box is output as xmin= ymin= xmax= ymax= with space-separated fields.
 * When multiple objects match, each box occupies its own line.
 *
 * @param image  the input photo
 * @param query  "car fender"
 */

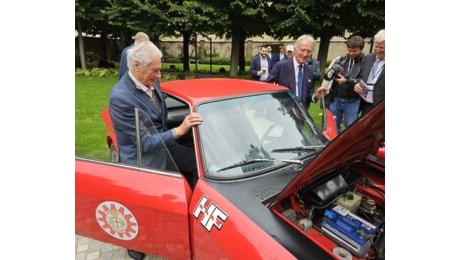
xmin=188 ymin=180 xmax=296 ymax=259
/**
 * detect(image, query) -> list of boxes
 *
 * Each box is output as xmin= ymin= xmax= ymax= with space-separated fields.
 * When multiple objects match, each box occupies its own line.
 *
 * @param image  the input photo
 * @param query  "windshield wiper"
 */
xmin=217 ymin=158 xmax=303 ymax=172
xmin=271 ymin=145 xmax=325 ymax=153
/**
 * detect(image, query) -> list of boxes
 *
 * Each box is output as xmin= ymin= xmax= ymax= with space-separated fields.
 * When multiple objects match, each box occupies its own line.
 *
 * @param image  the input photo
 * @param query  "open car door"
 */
xmin=76 ymin=108 xmax=193 ymax=259
xmin=322 ymin=108 xmax=338 ymax=140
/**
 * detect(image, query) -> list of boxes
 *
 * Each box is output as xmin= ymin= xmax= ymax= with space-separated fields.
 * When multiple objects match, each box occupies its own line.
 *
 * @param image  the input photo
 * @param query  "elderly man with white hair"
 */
xmin=354 ymin=29 xmax=385 ymax=115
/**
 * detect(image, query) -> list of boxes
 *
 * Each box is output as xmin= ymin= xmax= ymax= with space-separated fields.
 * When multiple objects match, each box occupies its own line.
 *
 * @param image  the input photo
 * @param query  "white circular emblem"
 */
xmin=95 ymin=201 xmax=139 ymax=240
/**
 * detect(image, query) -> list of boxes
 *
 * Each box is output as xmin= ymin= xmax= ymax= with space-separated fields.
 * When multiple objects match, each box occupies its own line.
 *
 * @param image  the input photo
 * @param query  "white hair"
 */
xmin=374 ymin=29 xmax=385 ymax=43
xmin=294 ymin=34 xmax=316 ymax=49
xmin=127 ymin=41 xmax=162 ymax=70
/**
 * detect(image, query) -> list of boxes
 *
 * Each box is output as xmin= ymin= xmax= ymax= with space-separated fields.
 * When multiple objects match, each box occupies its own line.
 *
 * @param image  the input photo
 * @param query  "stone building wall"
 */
xmin=76 ymin=34 xmax=373 ymax=67
xmin=158 ymin=35 xmax=373 ymax=63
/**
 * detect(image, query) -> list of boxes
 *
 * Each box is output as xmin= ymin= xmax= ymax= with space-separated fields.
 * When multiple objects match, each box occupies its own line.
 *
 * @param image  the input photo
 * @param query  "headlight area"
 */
xmin=271 ymin=165 xmax=385 ymax=260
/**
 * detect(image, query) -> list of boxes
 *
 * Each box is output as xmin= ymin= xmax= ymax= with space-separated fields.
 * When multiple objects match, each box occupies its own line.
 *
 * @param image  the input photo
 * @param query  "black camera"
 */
xmin=330 ymin=64 xmax=344 ymax=79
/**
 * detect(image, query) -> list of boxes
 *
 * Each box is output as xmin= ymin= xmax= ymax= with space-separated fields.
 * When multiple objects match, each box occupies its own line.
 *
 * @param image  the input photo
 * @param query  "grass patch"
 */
xmin=75 ymin=76 xmax=116 ymax=161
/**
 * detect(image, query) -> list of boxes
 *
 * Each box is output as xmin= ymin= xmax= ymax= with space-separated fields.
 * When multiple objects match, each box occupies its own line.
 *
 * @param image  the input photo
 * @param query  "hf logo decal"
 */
xmin=95 ymin=201 xmax=139 ymax=240
xmin=193 ymin=195 xmax=228 ymax=232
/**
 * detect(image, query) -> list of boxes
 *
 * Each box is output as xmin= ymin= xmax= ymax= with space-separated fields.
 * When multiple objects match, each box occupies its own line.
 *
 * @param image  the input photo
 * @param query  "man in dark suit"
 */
xmin=109 ymin=41 xmax=203 ymax=259
xmin=354 ymin=29 xmax=385 ymax=115
xmin=267 ymin=34 xmax=327 ymax=110
xmin=267 ymin=45 xmax=276 ymax=65
xmin=274 ymin=44 xmax=286 ymax=64
xmin=249 ymin=44 xmax=272 ymax=81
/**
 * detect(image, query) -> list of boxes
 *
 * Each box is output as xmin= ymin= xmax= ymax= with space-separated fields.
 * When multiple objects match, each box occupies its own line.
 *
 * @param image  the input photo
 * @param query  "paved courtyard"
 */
xmin=75 ymin=235 xmax=166 ymax=260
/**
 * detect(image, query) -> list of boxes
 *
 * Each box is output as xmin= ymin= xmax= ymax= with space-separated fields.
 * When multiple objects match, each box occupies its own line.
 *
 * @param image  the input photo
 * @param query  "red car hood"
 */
xmin=275 ymin=101 xmax=385 ymax=202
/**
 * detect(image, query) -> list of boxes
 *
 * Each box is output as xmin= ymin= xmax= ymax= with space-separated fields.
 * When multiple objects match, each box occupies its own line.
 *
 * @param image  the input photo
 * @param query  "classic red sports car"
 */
xmin=76 ymin=78 xmax=384 ymax=260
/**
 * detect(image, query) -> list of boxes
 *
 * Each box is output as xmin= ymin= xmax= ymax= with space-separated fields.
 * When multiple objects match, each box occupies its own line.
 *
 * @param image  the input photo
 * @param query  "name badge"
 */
xmin=365 ymin=85 xmax=374 ymax=103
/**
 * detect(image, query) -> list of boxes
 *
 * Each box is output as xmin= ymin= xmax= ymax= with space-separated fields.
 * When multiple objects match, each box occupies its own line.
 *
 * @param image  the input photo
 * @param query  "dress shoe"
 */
xmin=127 ymin=249 xmax=146 ymax=260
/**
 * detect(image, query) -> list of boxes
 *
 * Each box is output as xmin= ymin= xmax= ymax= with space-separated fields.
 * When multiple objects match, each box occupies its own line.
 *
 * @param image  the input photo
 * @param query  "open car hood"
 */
xmin=275 ymin=101 xmax=385 ymax=202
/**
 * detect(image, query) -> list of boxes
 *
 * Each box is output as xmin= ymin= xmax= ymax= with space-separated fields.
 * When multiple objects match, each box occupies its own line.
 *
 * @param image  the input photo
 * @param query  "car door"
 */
xmin=75 ymin=108 xmax=193 ymax=259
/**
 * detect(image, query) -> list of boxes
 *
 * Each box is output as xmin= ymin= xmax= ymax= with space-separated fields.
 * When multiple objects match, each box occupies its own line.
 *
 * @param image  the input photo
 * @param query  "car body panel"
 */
xmin=161 ymin=78 xmax=286 ymax=105
xmin=188 ymin=180 xmax=298 ymax=259
xmin=322 ymin=109 xmax=338 ymax=140
xmin=75 ymin=158 xmax=193 ymax=259
xmin=101 ymin=108 xmax=118 ymax=153
xmin=76 ymin=78 xmax=384 ymax=259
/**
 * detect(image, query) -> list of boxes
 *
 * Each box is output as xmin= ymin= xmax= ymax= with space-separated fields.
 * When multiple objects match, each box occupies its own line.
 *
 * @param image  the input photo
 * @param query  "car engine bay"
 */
xmin=271 ymin=160 xmax=385 ymax=259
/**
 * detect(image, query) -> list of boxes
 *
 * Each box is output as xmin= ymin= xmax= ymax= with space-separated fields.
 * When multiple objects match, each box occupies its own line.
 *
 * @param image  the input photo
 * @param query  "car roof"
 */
xmin=161 ymin=78 xmax=287 ymax=105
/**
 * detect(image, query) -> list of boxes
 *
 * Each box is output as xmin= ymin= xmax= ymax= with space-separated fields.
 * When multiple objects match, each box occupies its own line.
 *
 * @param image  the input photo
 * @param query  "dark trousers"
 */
xmin=166 ymin=144 xmax=198 ymax=187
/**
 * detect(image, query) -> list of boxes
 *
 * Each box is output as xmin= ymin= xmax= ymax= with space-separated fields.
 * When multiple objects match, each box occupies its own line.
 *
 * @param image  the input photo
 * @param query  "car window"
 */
xmin=165 ymin=95 xmax=187 ymax=109
xmin=131 ymin=108 xmax=180 ymax=172
xmin=197 ymin=92 xmax=327 ymax=179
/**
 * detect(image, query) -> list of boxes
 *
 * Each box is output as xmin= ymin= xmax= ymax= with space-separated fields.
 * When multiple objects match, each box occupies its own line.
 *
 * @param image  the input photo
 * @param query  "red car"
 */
xmin=76 ymin=78 xmax=384 ymax=260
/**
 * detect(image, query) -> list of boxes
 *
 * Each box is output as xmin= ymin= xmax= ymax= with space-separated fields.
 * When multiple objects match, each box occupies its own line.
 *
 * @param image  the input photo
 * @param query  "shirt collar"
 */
xmin=129 ymin=71 xmax=152 ymax=93
xmin=293 ymin=58 xmax=303 ymax=68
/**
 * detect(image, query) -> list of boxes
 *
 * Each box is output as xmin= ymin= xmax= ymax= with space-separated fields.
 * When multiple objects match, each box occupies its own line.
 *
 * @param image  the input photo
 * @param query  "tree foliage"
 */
xmin=267 ymin=0 xmax=384 ymax=72
xmin=75 ymin=0 xmax=384 ymax=76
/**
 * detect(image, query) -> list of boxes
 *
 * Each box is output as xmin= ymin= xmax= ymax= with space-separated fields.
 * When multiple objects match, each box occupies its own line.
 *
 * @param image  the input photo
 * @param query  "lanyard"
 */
xmin=368 ymin=59 xmax=384 ymax=84
xmin=371 ymin=60 xmax=384 ymax=79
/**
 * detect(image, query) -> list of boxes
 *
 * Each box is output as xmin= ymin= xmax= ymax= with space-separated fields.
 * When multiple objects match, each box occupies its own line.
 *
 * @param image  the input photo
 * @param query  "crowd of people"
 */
xmin=250 ymin=29 xmax=385 ymax=132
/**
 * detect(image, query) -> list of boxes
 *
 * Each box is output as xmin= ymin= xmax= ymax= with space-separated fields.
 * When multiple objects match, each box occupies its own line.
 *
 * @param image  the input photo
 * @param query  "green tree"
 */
xmin=76 ymin=0 xmax=384 ymax=73
xmin=157 ymin=0 xmax=222 ymax=72
xmin=200 ymin=0 xmax=271 ymax=77
xmin=75 ymin=0 xmax=119 ymax=68
xmin=103 ymin=0 xmax=221 ymax=72
xmin=267 ymin=0 xmax=384 ymax=72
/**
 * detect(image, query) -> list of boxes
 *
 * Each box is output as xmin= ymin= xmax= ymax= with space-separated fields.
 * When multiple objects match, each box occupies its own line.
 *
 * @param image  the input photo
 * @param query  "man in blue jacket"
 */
xmin=110 ymin=40 xmax=203 ymax=183
xmin=109 ymin=40 xmax=203 ymax=260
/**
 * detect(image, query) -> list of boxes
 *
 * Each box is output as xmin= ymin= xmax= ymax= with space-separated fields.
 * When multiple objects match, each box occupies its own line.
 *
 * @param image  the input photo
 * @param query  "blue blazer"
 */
xmin=267 ymin=58 xmax=316 ymax=109
xmin=118 ymin=45 xmax=131 ymax=80
xmin=109 ymin=73 xmax=176 ymax=169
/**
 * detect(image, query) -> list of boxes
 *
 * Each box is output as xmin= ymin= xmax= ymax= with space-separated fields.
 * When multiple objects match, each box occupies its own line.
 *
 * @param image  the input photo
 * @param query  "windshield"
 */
xmin=197 ymin=92 xmax=327 ymax=179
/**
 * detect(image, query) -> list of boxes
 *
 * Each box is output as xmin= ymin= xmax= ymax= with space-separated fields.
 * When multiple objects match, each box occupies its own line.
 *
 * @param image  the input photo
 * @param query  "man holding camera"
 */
xmin=323 ymin=35 xmax=366 ymax=134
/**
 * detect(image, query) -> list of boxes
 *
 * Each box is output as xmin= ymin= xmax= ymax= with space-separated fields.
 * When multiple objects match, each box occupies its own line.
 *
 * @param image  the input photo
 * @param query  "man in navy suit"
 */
xmin=354 ymin=29 xmax=385 ymax=115
xmin=267 ymin=34 xmax=327 ymax=110
xmin=110 ymin=40 xmax=203 ymax=182
xmin=109 ymin=40 xmax=203 ymax=260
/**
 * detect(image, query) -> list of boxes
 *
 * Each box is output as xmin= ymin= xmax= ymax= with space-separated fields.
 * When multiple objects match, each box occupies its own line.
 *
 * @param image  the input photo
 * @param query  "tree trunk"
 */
xmin=182 ymin=31 xmax=191 ymax=72
xmin=229 ymin=25 xmax=241 ymax=78
xmin=238 ymin=30 xmax=246 ymax=72
xmin=99 ymin=31 xmax=109 ymax=67
xmin=76 ymin=17 xmax=86 ymax=70
xmin=316 ymin=31 xmax=333 ymax=76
